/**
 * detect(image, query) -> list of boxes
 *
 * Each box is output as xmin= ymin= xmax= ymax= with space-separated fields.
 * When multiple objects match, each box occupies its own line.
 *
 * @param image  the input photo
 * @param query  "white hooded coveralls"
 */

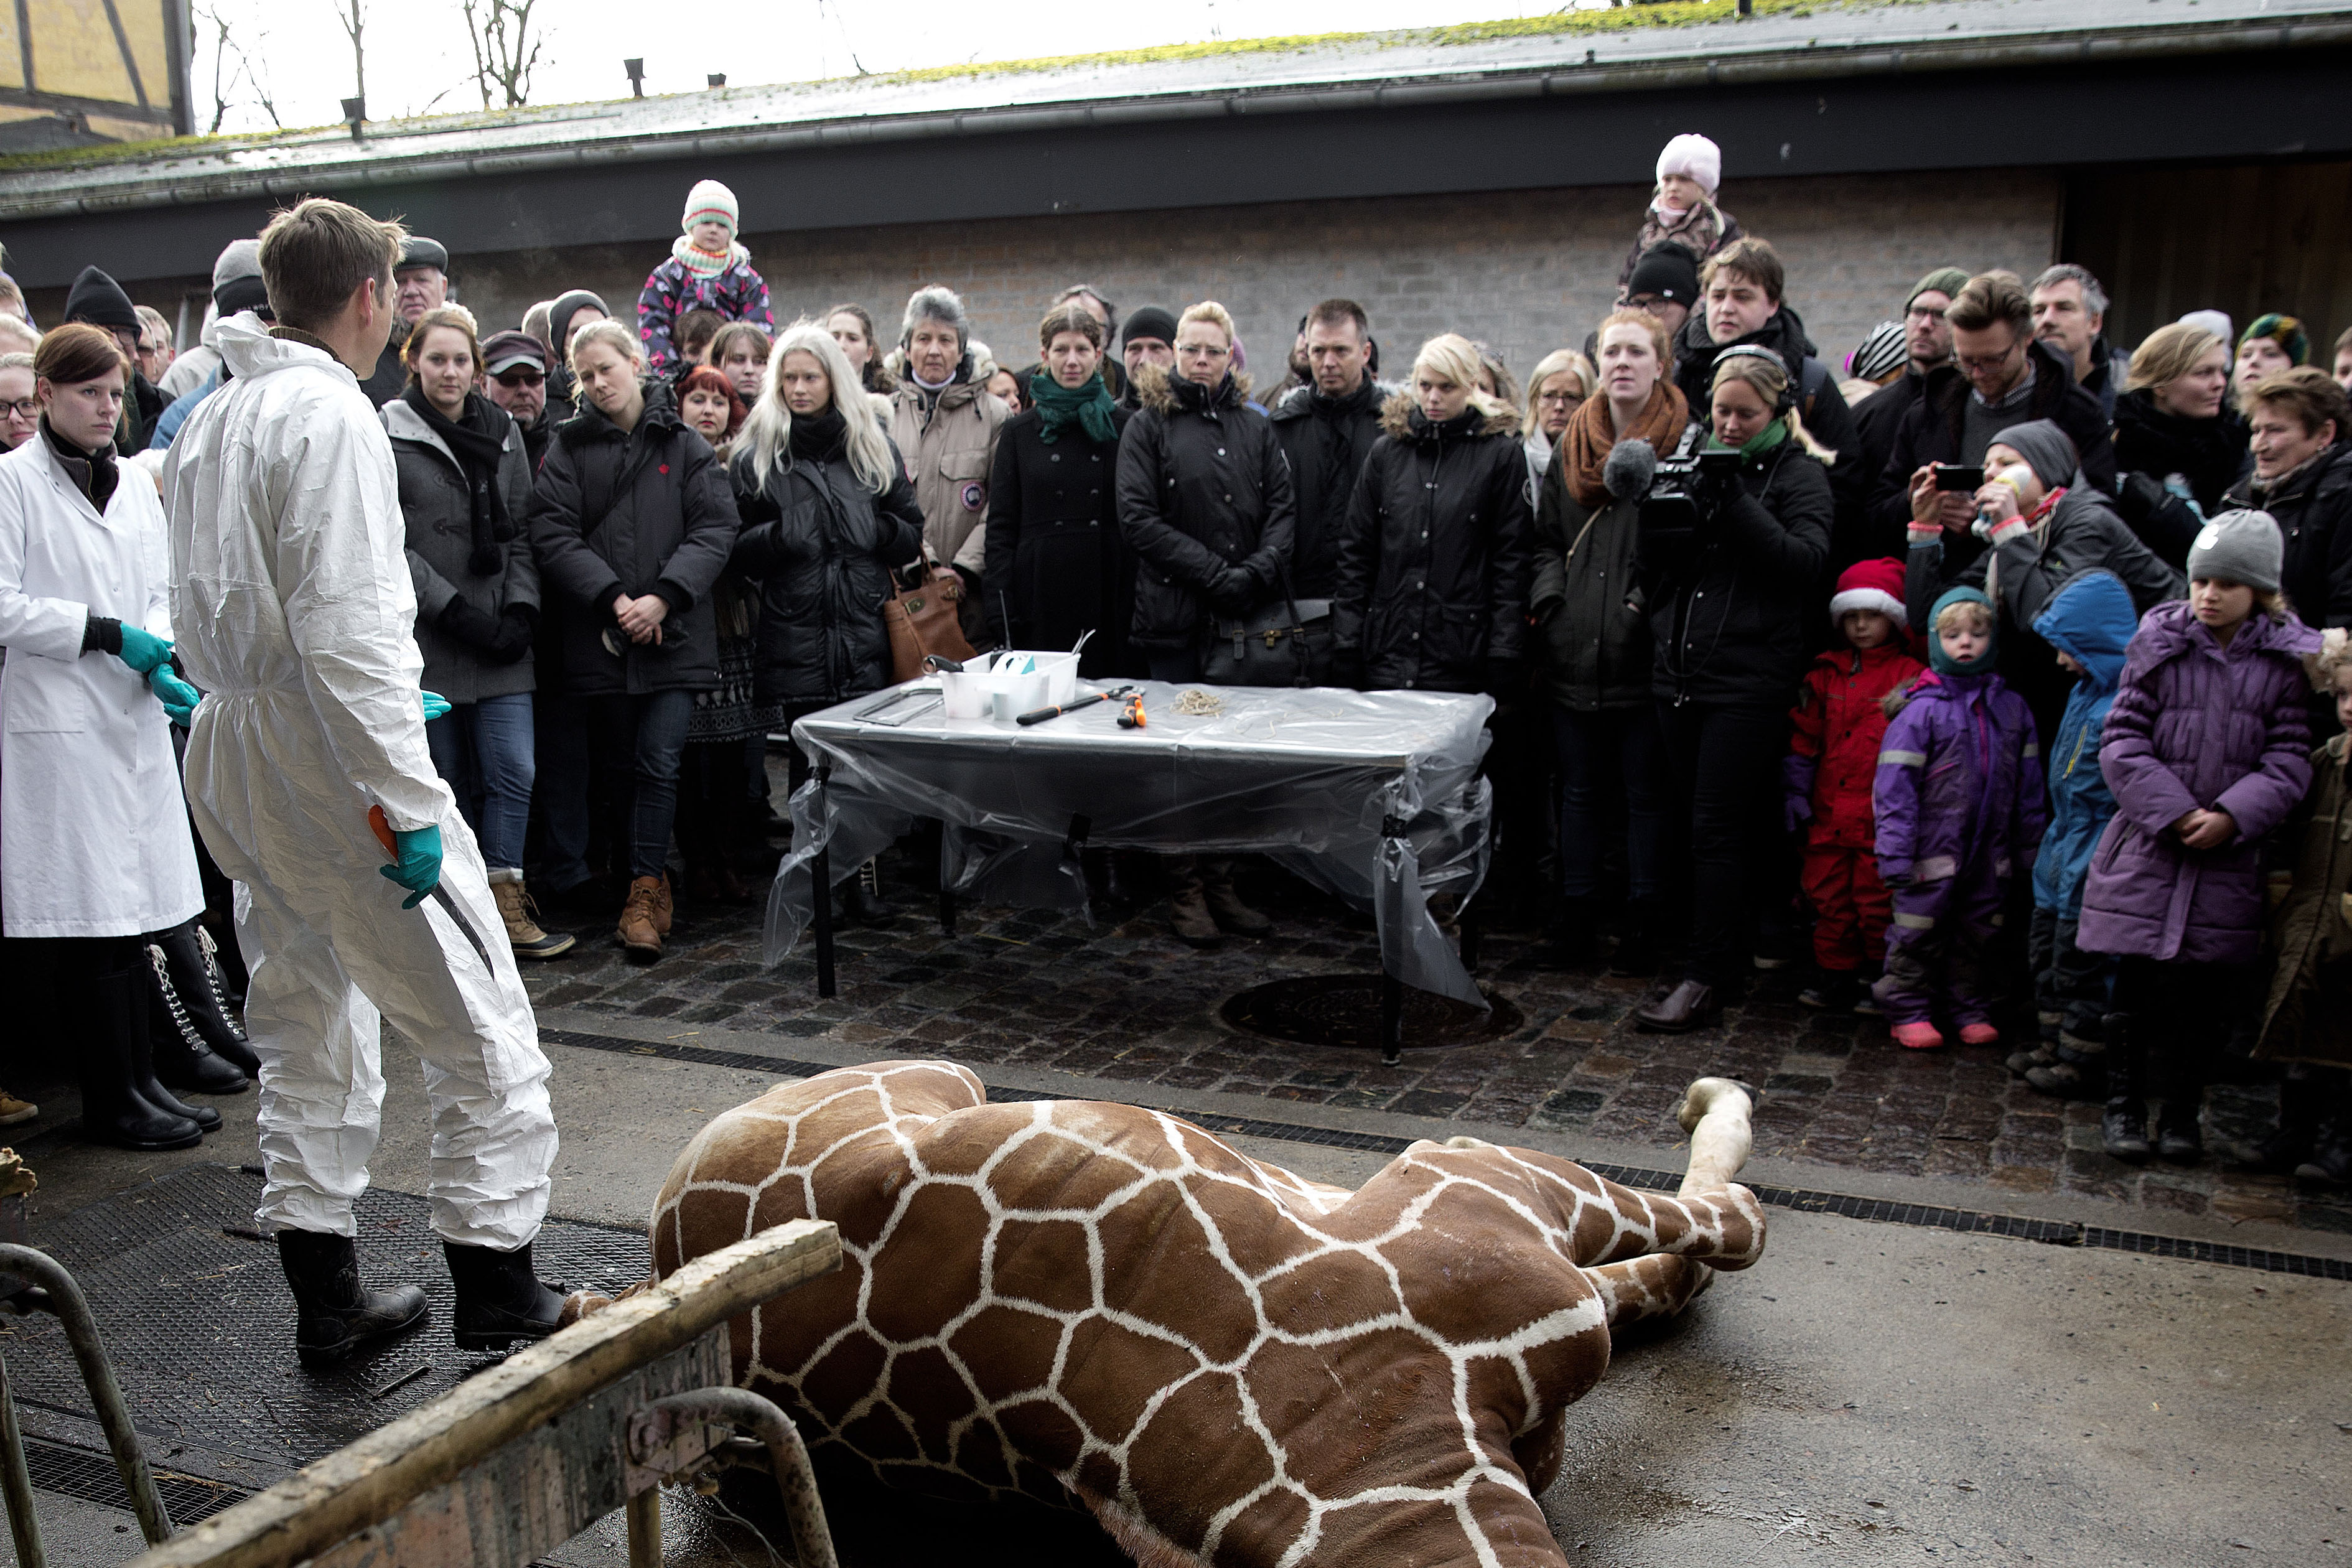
xmin=162 ymin=315 xmax=554 ymax=1249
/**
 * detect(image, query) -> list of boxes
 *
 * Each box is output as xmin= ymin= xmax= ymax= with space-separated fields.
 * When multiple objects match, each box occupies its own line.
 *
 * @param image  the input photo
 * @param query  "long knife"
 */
xmin=368 ymin=805 xmax=497 ymax=969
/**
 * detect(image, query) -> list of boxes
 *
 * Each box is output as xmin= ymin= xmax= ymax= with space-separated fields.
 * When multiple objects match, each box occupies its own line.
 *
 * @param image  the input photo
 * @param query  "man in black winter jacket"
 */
xmin=62 ymin=264 xmax=165 ymax=454
xmin=1672 ymin=239 xmax=1862 ymax=531
xmin=1871 ymin=269 xmax=2116 ymax=551
xmin=1852 ymin=267 xmax=1967 ymax=559
xmin=1269 ymin=299 xmax=1385 ymax=597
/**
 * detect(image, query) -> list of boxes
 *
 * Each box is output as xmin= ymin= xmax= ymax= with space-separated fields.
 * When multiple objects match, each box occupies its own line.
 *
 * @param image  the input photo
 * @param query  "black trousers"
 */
xmin=1655 ymin=699 xmax=1786 ymax=987
xmin=2113 ymin=954 xmax=2247 ymax=1100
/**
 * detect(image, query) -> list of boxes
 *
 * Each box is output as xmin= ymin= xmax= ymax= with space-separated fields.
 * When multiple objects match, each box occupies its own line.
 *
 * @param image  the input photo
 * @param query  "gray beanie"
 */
xmin=1989 ymin=418 xmax=2079 ymax=490
xmin=212 ymin=238 xmax=262 ymax=291
xmin=2186 ymin=509 xmax=2284 ymax=594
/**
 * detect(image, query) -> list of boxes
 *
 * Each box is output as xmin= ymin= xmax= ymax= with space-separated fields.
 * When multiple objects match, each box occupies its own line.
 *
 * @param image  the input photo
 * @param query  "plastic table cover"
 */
xmin=763 ymin=680 xmax=1494 ymax=1004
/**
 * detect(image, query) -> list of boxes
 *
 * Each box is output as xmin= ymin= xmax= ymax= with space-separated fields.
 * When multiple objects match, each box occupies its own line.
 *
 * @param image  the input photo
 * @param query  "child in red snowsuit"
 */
xmin=1785 ymin=558 xmax=1925 ymax=1012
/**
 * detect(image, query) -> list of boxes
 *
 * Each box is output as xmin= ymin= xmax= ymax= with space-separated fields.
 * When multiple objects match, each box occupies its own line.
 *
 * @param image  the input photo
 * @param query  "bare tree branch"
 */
xmin=334 ymin=0 xmax=366 ymax=108
xmin=461 ymin=0 xmax=543 ymax=110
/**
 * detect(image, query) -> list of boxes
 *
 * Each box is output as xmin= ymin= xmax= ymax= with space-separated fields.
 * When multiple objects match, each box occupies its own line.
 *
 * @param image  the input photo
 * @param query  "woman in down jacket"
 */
xmin=528 ymin=320 xmax=740 ymax=961
xmin=1332 ymin=332 xmax=1531 ymax=695
xmin=2078 ymin=510 xmax=2322 ymax=1164
xmin=729 ymin=322 xmax=924 ymax=744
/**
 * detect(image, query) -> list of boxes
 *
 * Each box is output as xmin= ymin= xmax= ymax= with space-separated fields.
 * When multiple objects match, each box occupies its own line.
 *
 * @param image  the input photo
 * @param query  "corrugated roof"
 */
xmin=1 ymin=0 xmax=2345 ymax=218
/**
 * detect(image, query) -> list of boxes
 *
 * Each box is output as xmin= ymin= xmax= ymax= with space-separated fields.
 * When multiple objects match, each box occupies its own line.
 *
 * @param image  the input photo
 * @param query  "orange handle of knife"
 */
xmin=368 ymin=804 xmax=396 ymax=856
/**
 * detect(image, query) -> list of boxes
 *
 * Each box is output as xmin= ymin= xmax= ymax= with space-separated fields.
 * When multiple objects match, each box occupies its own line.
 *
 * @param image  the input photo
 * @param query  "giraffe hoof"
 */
xmin=1673 ymin=1076 xmax=1760 ymax=1134
xmin=1442 ymin=1134 xmax=1493 ymax=1150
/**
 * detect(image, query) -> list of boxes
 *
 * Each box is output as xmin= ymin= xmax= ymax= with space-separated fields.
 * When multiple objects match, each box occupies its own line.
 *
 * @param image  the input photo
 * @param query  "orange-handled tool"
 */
xmin=369 ymin=805 xmax=495 ymax=968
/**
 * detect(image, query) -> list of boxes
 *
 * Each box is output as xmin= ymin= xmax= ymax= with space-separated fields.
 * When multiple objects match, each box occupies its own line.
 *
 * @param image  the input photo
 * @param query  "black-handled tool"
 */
xmin=1016 ymin=686 xmax=1134 ymax=726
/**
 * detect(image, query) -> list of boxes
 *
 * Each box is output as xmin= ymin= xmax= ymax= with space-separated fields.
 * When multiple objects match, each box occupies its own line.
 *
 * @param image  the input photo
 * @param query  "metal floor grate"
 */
xmin=17 ymin=1434 xmax=250 ymax=1525
xmin=543 ymin=1025 xmax=2352 ymax=1281
xmin=3 ymin=1164 xmax=653 ymax=1476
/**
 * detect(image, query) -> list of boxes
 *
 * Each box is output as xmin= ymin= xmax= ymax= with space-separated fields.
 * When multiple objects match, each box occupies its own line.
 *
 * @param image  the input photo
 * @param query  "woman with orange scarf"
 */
xmin=1530 ymin=309 xmax=1693 ymax=973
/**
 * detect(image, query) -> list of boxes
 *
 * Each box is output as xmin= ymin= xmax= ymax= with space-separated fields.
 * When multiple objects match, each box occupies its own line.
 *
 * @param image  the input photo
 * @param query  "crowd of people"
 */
xmin=3 ymin=135 xmax=2351 ymax=1195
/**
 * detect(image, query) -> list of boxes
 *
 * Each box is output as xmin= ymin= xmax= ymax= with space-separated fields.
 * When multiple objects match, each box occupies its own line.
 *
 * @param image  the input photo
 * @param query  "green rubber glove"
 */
xmin=115 ymin=625 xmax=174 ymax=676
xmin=150 ymin=665 xmax=202 ymax=727
xmin=421 ymin=690 xmax=451 ymax=724
xmin=378 ymin=823 xmax=444 ymax=910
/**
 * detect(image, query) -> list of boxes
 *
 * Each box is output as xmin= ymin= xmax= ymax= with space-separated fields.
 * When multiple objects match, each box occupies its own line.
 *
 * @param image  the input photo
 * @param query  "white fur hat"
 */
xmin=1656 ymin=133 xmax=1722 ymax=194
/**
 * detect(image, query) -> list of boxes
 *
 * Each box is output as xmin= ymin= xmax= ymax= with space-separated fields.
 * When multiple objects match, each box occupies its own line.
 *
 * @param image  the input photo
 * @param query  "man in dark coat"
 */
xmin=1854 ymin=266 xmax=1967 ymax=558
xmin=2030 ymin=264 xmax=2134 ymax=421
xmin=358 ymin=236 xmax=452 ymax=406
xmin=63 ymin=264 xmax=164 ymax=453
xmin=1872 ymin=269 xmax=2117 ymax=549
xmin=1268 ymin=298 xmax=1386 ymax=598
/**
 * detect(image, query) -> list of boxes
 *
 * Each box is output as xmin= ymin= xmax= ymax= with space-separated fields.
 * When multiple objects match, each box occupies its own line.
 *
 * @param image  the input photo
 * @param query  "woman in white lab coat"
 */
xmin=0 ymin=323 xmax=224 ymax=1150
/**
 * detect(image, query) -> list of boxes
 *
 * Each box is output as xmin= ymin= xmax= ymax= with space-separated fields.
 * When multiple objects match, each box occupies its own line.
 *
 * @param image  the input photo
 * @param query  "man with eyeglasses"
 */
xmin=1857 ymin=267 xmax=1969 ymax=546
xmin=479 ymin=330 xmax=554 ymax=470
xmin=1885 ymin=269 xmax=2114 ymax=564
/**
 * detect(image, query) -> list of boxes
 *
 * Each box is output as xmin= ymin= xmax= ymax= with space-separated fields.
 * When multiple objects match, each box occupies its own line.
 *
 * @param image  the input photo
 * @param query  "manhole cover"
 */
xmin=1219 ymin=976 xmax=1521 ymax=1053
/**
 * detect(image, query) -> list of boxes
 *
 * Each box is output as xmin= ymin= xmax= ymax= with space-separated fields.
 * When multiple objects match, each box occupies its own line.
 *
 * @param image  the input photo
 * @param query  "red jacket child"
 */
xmin=1786 ymin=559 xmax=1926 ymax=994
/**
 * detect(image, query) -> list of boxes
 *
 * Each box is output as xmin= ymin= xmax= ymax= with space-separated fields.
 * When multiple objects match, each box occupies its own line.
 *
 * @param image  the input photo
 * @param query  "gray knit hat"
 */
xmin=1989 ymin=418 xmax=2079 ymax=490
xmin=2186 ymin=509 xmax=2284 ymax=594
xmin=212 ymin=238 xmax=262 ymax=292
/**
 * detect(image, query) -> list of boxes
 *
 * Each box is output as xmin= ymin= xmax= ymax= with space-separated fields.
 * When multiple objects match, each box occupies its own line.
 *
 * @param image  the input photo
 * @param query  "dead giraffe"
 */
xmin=645 ymin=1061 xmax=1765 ymax=1567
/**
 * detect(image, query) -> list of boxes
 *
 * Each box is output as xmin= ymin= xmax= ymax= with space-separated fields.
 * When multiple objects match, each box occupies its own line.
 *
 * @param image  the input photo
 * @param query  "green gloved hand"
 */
xmin=378 ymin=823 xmax=444 ymax=910
xmin=421 ymin=690 xmax=451 ymax=724
xmin=115 ymin=625 xmax=175 ymax=676
xmin=150 ymin=665 xmax=202 ymax=727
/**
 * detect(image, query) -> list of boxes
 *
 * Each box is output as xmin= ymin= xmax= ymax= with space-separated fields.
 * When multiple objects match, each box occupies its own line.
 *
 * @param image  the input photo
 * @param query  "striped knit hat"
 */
xmin=681 ymin=179 xmax=739 ymax=240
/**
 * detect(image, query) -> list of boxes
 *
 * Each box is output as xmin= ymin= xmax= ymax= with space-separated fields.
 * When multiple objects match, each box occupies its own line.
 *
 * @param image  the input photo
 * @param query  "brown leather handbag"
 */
xmin=884 ymin=560 xmax=977 ymax=681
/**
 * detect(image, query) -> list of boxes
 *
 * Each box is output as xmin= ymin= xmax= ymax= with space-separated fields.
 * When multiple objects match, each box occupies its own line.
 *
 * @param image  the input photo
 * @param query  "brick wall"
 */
xmin=60 ymin=167 xmax=2060 ymax=380
xmin=452 ymin=167 xmax=2060 ymax=386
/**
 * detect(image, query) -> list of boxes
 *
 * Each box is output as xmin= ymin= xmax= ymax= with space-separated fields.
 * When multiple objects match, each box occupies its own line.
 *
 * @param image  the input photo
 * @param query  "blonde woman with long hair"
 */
xmin=1330 ymin=332 xmax=1531 ymax=696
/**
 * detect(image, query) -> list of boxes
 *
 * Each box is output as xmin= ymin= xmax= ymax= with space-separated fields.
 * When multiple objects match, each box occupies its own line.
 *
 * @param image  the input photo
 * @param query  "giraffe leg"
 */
xmin=1673 ymin=1075 xmax=1758 ymax=1195
xmin=1579 ymin=1077 xmax=1766 ymax=1325
xmin=1583 ymin=1253 xmax=1712 ymax=1331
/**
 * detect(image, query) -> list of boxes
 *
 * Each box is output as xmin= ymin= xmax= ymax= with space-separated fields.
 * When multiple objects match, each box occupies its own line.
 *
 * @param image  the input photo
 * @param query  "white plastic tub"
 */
xmin=937 ymin=650 xmax=1081 ymax=721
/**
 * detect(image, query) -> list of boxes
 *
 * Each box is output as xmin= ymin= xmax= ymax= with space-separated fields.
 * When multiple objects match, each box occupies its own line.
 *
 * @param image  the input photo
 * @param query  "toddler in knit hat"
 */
xmin=636 ymin=177 xmax=776 ymax=376
xmin=1618 ymin=133 xmax=1744 ymax=289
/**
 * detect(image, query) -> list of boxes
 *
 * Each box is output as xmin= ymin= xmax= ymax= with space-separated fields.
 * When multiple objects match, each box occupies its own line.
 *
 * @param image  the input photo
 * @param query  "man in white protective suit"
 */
xmin=162 ymin=198 xmax=565 ymax=1370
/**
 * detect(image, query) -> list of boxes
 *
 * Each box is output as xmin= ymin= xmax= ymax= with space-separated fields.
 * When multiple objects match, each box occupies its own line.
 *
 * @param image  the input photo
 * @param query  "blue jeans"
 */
xmin=531 ymin=691 xmax=594 ymax=892
xmin=1549 ymin=702 xmax=1668 ymax=904
xmin=588 ymin=691 xmax=696 ymax=880
xmin=426 ymin=693 xmax=535 ymax=871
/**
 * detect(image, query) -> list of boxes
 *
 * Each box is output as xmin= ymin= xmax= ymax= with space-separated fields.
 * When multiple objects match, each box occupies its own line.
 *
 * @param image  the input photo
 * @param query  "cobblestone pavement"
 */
xmin=523 ymin=864 xmax=2352 ymax=1238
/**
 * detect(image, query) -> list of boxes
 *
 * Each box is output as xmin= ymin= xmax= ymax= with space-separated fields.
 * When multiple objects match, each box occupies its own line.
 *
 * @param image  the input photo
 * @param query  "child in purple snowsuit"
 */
xmin=1871 ymin=586 xmax=2048 ymax=1049
xmin=2078 ymin=510 xmax=2320 ymax=1164
xmin=638 ymin=178 xmax=775 ymax=377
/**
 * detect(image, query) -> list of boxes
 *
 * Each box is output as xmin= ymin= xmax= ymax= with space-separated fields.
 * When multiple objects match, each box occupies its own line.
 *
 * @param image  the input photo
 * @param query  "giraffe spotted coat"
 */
xmin=648 ymin=1061 xmax=1766 ymax=1568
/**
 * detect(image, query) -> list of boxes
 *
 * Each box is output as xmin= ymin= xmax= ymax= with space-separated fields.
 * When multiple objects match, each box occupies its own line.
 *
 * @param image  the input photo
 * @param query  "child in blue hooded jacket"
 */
xmin=2014 ymin=571 xmax=2141 ymax=1096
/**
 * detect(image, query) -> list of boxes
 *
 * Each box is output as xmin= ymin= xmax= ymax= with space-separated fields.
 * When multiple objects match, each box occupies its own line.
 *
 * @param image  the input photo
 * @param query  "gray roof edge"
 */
xmin=3 ymin=8 xmax=2344 ymax=223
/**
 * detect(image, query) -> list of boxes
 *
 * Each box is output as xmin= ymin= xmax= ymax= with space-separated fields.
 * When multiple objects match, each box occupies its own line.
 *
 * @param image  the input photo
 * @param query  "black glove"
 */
xmin=1483 ymin=658 xmax=1524 ymax=699
xmin=439 ymin=598 xmax=503 ymax=651
xmin=1207 ymin=566 xmax=1257 ymax=614
xmin=484 ymin=606 xmax=536 ymax=664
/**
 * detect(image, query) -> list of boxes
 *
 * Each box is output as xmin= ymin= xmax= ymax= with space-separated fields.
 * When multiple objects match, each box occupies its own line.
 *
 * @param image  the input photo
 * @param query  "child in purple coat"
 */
xmin=2079 ymin=510 xmax=2321 ymax=1164
xmin=638 ymin=179 xmax=775 ymax=377
xmin=1871 ymin=586 xmax=2048 ymax=1049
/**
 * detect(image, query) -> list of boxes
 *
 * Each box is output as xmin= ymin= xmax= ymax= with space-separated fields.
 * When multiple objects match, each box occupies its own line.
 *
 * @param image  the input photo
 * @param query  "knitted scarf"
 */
xmin=1029 ymin=370 xmax=1117 ymax=445
xmin=785 ymin=405 xmax=848 ymax=464
xmin=1560 ymin=379 xmax=1689 ymax=508
xmin=402 ymin=385 xmax=516 ymax=576
xmin=1706 ymin=418 xmax=1790 ymax=460
xmin=670 ymin=235 xmax=747 ymax=282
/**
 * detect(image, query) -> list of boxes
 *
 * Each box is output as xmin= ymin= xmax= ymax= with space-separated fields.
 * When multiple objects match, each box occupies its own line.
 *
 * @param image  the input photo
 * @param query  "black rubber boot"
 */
xmin=152 ymin=920 xmax=259 ymax=1075
xmin=127 ymin=968 xmax=223 ymax=1133
xmin=147 ymin=943 xmax=251 ymax=1097
xmin=2100 ymin=1012 xmax=2150 ymax=1163
xmin=277 ymin=1229 xmax=428 ymax=1370
xmin=1609 ymin=899 xmax=1661 ymax=978
xmin=81 ymin=966 xmax=203 ymax=1152
xmin=444 ymin=1240 xmax=568 ymax=1352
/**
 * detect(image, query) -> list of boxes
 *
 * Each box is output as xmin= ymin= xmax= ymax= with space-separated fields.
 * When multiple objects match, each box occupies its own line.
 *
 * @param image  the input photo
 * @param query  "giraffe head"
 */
xmin=650 ymin=1062 xmax=1762 ymax=1567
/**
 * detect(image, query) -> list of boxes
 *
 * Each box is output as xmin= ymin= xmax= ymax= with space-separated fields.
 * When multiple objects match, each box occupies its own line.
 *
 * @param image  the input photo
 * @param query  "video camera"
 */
xmin=1636 ymin=447 xmax=1742 ymax=545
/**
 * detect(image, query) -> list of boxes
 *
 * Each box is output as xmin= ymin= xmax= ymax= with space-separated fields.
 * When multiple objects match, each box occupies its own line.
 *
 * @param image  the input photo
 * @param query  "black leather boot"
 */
xmin=81 ymin=966 xmax=203 ymax=1152
xmin=444 ymin=1240 xmax=568 ymax=1352
xmin=1609 ymin=899 xmax=1661 ymax=978
xmin=152 ymin=920 xmax=260 ymax=1075
xmin=277 ymin=1229 xmax=428 ymax=1370
xmin=147 ymin=943 xmax=250 ymax=1097
xmin=2100 ymin=1012 xmax=2150 ymax=1163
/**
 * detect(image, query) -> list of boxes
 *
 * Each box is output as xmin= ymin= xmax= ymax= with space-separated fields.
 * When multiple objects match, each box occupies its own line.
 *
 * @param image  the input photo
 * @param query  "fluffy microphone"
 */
xmin=1603 ymin=438 xmax=1658 ymax=501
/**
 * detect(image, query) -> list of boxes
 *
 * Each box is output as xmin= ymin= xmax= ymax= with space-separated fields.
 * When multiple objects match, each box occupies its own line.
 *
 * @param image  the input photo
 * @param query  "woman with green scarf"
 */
xmin=1629 ymin=342 xmax=1834 ymax=1034
xmin=981 ymin=302 xmax=1137 ymax=678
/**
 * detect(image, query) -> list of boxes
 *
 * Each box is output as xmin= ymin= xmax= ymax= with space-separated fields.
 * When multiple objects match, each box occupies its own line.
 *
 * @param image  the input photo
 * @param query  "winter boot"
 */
xmin=1850 ymin=965 xmax=1885 ymax=1016
xmin=2297 ymin=1111 xmax=2352 ymax=1187
xmin=1890 ymin=1020 xmax=1946 ymax=1050
xmin=444 ymin=1240 xmax=567 ymax=1352
xmin=146 ymin=944 xmax=250 ymax=1098
xmin=617 ymin=875 xmax=670 ymax=961
xmin=80 ymin=966 xmax=202 ymax=1152
xmin=276 ymin=1228 xmax=427 ymax=1371
xmin=2026 ymin=1042 xmax=2106 ymax=1099
xmin=1957 ymin=1021 xmax=2002 ymax=1048
xmin=151 ymin=919 xmax=259 ymax=1076
xmin=1609 ymin=899 xmax=1661 ymax=978
xmin=2100 ymin=1013 xmax=2150 ymax=1163
xmin=1203 ymin=859 xmax=1272 ymax=936
xmin=490 ymin=870 xmax=576 ymax=960
xmin=2008 ymin=1040 xmax=2058 ymax=1077
xmin=839 ymin=860 xmax=899 ymax=928
xmin=1541 ymin=898 xmax=1600 ymax=969
xmin=1798 ymin=969 xmax=1860 ymax=1011
xmin=1167 ymin=857 xmax=1221 ymax=949
xmin=0 ymin=1089 xmax=34 ymax=1127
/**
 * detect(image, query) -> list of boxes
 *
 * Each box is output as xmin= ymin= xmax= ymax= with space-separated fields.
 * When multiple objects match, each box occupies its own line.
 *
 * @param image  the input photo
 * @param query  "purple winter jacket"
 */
xmin=2077 ymin=600 xmax=2322 ymax=963
xmin=1872 ymin=670 xmax=2048 ymax=892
